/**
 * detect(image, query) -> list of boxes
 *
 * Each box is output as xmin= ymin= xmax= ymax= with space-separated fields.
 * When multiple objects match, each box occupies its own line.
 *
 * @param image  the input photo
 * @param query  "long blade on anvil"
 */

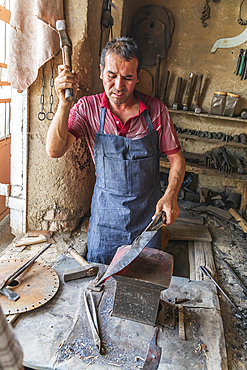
xmin=96 ymin=230 xmax=157 ymax=285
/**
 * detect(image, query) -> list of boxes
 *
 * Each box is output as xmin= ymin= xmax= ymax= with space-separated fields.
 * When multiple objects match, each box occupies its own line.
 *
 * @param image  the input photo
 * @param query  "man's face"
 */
xmin=100 ymin=53 xmax=140 ymax=106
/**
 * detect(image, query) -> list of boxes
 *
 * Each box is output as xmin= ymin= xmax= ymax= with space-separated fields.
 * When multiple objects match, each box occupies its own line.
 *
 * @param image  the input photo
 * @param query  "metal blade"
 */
xmin=0 ymin=287 xmax=20 ymax=301
xmin=143 ymin=327 xmax=162 ymax=370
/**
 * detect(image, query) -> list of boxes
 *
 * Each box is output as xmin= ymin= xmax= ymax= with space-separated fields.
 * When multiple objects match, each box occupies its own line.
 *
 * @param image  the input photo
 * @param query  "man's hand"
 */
xmin=155 ymin=192 xmax=180 ymax=225
xmin=55 ymin=65 xmax=79 ymax=105
xmin=154 ymin=150 xmax=185 ymax=225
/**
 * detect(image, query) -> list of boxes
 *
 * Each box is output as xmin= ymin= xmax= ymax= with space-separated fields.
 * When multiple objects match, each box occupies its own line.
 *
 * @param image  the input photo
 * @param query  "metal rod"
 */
xmin=199 ymin=266 xmax=247 ymax=324
xmin=223 ymin=260 xmax=247 ymax=296
xmin=0 ymin=243 xmax=53 ymax=289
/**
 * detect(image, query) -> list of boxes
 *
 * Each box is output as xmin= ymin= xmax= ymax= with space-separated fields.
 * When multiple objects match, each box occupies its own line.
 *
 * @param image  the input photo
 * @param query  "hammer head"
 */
xmin=63 ymin=265 xmax=99 ymax=282
xmin=56 ymin=20 xmax=72 ymax=49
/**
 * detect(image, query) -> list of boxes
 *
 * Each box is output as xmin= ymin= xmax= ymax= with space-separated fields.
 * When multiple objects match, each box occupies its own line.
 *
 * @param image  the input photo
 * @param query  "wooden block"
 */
xmin=166 ymin=223 xmax=212 ymax=242
xmin=229 ymin=208 xmax=247 ymax=233
xmin=188 ymin=241 xmax=216 ymax=281
xmin=178 ymin=305 xmax=186 ymax=340
xmin=207 ymin=205 xmax=232 ymax=220
xmin=240 ymin=182 xmax=247 ymax=216
xmin=28 ymin=230 xmax=53 ymax=237
xmin=13 ymin=235 xmax=47 ymax=247
xmin=188 ymin=241 xmax=196 ymax=281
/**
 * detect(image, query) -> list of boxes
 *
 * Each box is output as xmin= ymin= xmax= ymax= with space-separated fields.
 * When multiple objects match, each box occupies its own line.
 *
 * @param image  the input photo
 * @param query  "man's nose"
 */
xmin=115 ymin=75 xmax=124 ymax=90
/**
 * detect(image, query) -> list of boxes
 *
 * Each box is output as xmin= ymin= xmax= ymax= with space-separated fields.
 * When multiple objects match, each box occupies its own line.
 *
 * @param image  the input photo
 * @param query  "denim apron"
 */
xmin=86 ymin=102 xmax=162 ymax=264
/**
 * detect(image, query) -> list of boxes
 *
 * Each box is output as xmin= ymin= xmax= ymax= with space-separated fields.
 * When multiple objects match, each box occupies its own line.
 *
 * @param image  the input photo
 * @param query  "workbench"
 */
xmin=10 ymin=254 xmax=227 ymax=370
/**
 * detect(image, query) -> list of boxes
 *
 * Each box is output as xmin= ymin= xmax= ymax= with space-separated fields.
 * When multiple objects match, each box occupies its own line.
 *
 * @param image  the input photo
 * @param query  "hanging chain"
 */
xmin=238 ymin=0 xmax=247 ymax=25
xmin=38 ymin=65 xmax=46 ymax=121
xmin=201 ymin=0 xmax=210 ymax=27
xmin=46 ymin=58 xmax=55 ymax=120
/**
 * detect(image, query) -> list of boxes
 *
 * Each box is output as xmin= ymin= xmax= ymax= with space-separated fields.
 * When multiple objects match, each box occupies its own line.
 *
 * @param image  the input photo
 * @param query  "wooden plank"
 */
xmin=0 ymin=81 xmax=11 ymax=86
xmin=166 ymin=223 xmax=212 ymax=242
xmin=178 ymin=305 xmax=186 ymax=340
xmin=188 ymin=241 xmax=196 ymax=281
xmin=0 ymin=63 xmax=7 ymax=69
xmin=194 ymin=241 xmax=205 ymax=281
xmin=229 ymin=208 xmax=247 ymax=233
xmin=177 ymin=210 xmax=204 ymax=225
xmin=0 ymin=99 xmax=11 ymax=104
xmin=240 ymin=182 xmax=247 ymax=216
xmin=207 ymin=205 xmax=232 ymax=220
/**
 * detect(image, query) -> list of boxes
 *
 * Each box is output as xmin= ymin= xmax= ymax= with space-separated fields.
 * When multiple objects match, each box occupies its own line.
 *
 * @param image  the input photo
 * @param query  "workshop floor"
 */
xmin=0 ymin=215 xmax=246 ymax=369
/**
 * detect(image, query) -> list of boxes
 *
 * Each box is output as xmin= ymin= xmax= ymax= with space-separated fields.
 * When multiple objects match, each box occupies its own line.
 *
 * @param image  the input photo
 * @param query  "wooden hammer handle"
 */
xmin=68 ymin=247 xmax=88 ymax=267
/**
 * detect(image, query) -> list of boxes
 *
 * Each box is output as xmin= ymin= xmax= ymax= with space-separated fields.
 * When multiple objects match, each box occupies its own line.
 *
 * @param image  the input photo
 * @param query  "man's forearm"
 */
xmin=165 ymin=151 xmax=185 ymax=198
xmin=46 ymin=102 xmax=73 ymax=158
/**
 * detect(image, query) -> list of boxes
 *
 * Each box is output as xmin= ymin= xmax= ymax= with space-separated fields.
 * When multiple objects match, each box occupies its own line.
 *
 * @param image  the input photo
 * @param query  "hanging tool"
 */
xmin=56 ymin=20 xmax=74 ymax=102
xmin=63 ymin=246 xmax=99 ymax=282
xmin=238 ymin=49 xmax=247 ymax=77
xmin=211 ymin=28 xmax=247 ymax=53
xmin=0 ymin=243 xmax=52 ymax=301
xmin=192 ymin=74 xmax=203 ymax=114
xmin=84 ymin=290 xmax=101 ymax=353
xmin=160 ymin=70 xmax=170 ymax=105
xmin=234 ymin=49 xmax=244 ymax=74
xmin=172 ymin=77 xmax=183 ymax=110
xmin=96 ymin=211 xmax=166 ymax=286
xmin=200 ymin=266 xmax=247 ymax=325
xmin=143 ymin=327 xmax=162 ymax=370
xmin=154 ymin=54 xmax=161 ymax=98
xmin=99 ymin=0 xmax=114 ymax=56
xmin=182 ymin=73 xmax=195 ymax=111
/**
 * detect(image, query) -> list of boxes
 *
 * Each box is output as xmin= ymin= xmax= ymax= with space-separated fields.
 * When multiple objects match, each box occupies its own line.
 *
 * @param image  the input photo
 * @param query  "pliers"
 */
xmin=84 ymin=290 xmax=101 ymax=353
xmin=144 ymin=211 xmax=166 ymax=232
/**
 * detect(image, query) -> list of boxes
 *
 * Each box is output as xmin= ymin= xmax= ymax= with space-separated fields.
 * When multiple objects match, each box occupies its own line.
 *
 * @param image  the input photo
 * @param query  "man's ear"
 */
xmin=136 ymin=69 xmax=142 ymax=84
xmin=100 ymin=65 xmax=103 ymax=79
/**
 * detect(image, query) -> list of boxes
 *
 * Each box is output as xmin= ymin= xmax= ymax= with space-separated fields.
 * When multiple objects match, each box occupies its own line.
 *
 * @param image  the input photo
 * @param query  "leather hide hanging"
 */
xmin=130 ymin=5 xmax=175 ymax=66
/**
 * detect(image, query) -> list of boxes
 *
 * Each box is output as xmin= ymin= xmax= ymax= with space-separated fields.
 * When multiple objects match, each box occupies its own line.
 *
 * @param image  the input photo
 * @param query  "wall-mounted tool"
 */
xmin=56 ymin=20 xmax=74 ymax=102
xmin=154 ymin=54 xmax=161 ymax=98
xmin=234 ymin=49 xmax=244 ymax=75
xmin=172 ymin=77 xmax=183 ymax=110
xmin=160 ymin=70 xmax=170 ymax=105
xmin=182 ymin=72 xmax=195 ymax=111
xmin=99 ymin=0 xmax=114 ymax=56
xmin=238 ymin=49 xmax=247 ymax=77
xmin=191 ymin=74 xmax=203 ymax=114
xmin=201 ymin=0 xmax=210 ymax=28
xmin=211 ymin=27 xmax=247 ymax=53
xmin=130 ymin=5 xmax=174 ymax=66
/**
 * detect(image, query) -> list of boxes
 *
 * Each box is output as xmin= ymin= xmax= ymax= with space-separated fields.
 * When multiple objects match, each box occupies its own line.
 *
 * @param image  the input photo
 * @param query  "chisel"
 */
xmin=182 ymin=72 xmax=195 ymax=111
xmin=172 ymin=77 xmax=183 ymax=110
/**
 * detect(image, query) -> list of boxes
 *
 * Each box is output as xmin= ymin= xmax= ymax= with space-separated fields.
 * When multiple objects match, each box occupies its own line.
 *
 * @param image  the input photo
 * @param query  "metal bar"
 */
xmin=199 ymin=266 xmax=247 ymax=324
xmin=223 ymin=260 xmax=247 ymax=296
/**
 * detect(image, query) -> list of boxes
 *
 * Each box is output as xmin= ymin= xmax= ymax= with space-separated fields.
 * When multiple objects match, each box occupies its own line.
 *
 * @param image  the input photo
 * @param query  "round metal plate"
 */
xmin=0 ymin=259 xmax=59 ymax=315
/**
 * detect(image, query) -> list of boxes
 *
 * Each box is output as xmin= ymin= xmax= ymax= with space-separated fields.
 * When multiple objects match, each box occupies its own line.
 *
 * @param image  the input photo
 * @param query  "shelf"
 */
xmin=160 ymin=157 xmax=247 ymax=182
xmin=177 ymin=133 xmax=247 ymax=149
xmin=168 ymin=109 xmax=247 ymax=123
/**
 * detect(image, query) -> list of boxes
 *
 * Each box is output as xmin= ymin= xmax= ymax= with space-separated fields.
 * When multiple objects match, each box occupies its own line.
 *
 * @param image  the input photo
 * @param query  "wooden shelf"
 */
xmin=168 ymin=109 xmax=247 ymax=124
xmin=160 ymin=157 xmax=247 ymax=182
xmin=177 ymin=133 xmax=247 ymax=148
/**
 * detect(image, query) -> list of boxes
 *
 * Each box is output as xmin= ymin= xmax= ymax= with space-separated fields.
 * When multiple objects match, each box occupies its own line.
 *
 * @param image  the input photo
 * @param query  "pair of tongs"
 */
xmin=84 ymin=290 xmax=101 ymax=353
xmin=144 ymin=211 xmax=166 ymax=232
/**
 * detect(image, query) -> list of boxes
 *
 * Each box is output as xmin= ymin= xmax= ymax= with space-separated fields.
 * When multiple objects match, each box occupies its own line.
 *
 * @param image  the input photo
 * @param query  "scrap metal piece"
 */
xmin=223 ymin=259 xmax=247 ymax=296
xmin=211 ymin=27 xmax=247 ymax=53
xmin=143 ymin=327 xmax=162 ymax=370
xmin=0 ymin=259 xmax=59 ymax=315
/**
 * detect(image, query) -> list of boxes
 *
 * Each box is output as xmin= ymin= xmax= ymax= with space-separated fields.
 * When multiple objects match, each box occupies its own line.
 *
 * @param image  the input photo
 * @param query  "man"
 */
xmin=46 ymin=37 xmax=185 ymax=264
xmin=0 ymin=304 xmax=23 ymax=370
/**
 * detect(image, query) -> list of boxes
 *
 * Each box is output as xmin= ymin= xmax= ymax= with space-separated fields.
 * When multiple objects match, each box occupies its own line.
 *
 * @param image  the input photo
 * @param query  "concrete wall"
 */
xmin=11 ymin=0 xmax=247 ymax=233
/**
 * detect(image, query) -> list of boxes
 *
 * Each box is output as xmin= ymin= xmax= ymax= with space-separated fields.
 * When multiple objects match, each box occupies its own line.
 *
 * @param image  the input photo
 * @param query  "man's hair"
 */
xmin=100 ymin=37 xmax=142 ymax=76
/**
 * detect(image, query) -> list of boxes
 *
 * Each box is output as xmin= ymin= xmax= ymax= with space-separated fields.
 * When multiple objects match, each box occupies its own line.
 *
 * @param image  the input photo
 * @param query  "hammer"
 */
xmin=56 ymin=20 xmax=75 ymax=102
xmin=63 ymin=246 xmax=99 ymax=282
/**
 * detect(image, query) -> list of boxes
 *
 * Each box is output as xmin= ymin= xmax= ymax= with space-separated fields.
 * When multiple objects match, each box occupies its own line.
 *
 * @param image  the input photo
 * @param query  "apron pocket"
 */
xmin=103 ymin=156 xmax=131 ymax=195
xmin=130 ymin=155 xmax=156 ymax=195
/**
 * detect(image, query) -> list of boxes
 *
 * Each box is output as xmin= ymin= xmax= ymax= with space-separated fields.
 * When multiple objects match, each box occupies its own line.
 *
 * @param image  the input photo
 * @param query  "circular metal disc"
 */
xmin=0 ymin=259 xmax=59 ymax=315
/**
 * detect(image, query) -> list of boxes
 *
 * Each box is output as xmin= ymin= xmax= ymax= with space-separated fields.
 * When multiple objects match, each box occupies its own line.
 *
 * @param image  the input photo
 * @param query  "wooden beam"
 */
xmin=166 ymin=223 xmax=212 ymax=242
xmin=0 ymin=81 xmax=11 ymax=86
xmin=0 ymin=99 xmax=11 ymax=104
xmin=0 ymin=5 xmax=10 ymax=23
xmin=0 ymin=63 xmax=7 ymax=69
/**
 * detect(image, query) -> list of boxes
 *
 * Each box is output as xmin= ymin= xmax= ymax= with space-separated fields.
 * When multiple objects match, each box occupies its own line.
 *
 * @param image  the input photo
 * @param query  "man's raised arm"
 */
xmin=46 ymin=65 xmax=78 ymax=158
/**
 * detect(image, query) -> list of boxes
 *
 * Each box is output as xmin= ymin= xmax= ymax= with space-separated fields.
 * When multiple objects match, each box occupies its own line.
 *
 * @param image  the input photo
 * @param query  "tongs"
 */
xmin=84 ymin=290 xmax=101 ymax=353
xmin=96 ymin=211 xmax=166 ymax=285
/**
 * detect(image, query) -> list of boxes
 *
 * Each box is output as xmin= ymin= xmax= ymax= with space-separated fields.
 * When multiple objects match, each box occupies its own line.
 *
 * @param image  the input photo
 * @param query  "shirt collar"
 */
xmin=100 ymin=90 xmax=147 ymax=114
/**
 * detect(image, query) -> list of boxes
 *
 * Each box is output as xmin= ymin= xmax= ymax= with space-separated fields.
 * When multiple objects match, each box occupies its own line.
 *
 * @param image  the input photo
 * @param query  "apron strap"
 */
xmin=99 ymin=107 xmax=107 ymax=134
xmin=136 ymin=90 xmax=155 ymax=133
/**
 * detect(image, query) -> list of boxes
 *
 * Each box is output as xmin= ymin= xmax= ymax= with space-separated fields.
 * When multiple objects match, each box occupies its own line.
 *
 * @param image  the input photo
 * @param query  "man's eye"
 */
xmin=108 ymin=75 xmax=116 ymax=79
